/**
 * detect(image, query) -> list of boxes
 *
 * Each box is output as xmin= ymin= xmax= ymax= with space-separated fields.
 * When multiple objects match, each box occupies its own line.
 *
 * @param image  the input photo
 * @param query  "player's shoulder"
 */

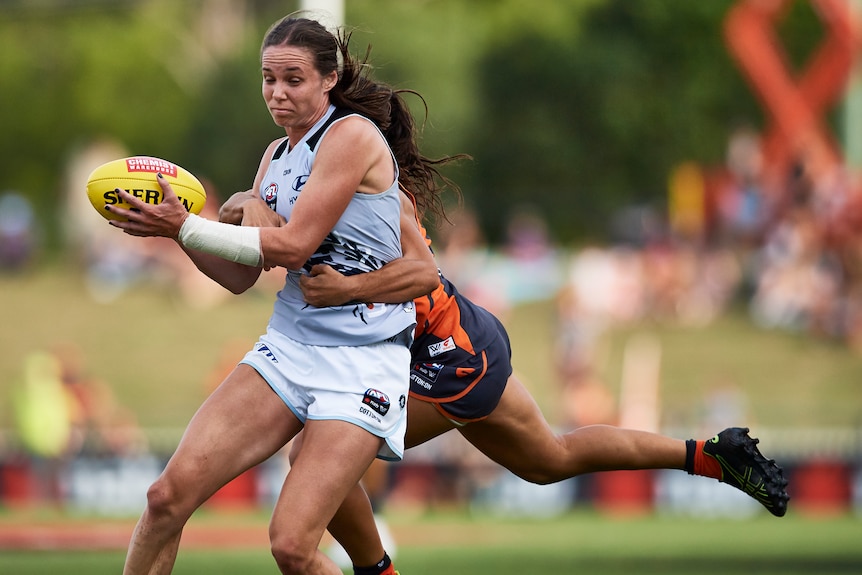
xmin=326 ymin=112 xmax=379 ymax=141
xmin=315 ymin=115 xmax=388 ymax=170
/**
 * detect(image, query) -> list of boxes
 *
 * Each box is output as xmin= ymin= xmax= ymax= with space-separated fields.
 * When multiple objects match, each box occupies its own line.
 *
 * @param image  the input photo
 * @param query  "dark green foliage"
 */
xmin=0 ymin=0 xmax=832 ymax=248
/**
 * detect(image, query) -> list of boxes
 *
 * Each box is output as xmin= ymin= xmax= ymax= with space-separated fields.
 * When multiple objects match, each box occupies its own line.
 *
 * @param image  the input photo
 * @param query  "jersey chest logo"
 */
xmin=293 ymin=174 xmax=309 ymax=191
xmin=264 ymin=183 xmax=278 ymax=210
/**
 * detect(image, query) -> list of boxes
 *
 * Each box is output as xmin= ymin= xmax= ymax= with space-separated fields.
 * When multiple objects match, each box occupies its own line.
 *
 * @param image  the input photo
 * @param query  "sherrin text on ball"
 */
xmin=86 ymin=156 xmax=206 ymax=222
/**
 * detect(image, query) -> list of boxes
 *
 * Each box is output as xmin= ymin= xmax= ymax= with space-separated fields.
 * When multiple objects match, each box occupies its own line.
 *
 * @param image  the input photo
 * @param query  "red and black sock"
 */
xmin=685 ymin=439 xmax=723 ymax=481
xmin=354 ymin=552 xmax=394 ymax=575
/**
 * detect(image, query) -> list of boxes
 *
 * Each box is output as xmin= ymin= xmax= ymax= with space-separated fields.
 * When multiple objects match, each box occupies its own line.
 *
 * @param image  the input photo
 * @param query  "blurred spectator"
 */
xmin=715 ymin=126 xmax=774 ymax=248
xmin=668 ymin=162 xmax=707 ymax=242
xmin=504 ymin=205 xmax=553 ymax=262
xmin=10 ymin=344 xmax=147 ymax=505
xmin=502 ymin=204 xmax=564 ymax=303
xmin=642 ymin=243 xmax=741 ymax=327
xmin=565 ymin=246 xmax=646 ymax=325
xmin=52 ymin=343 xmax=147 ymax=457
xmin=0 ymin=191 xmax=38 ymax=271
xmin=10 ymin=351 xmax=73 ymax=503
xmin=748 ymin=163 xmax=844 ymax=335
xmin=554 ymin=250 xmax=620 ymax=429
xmin=61 ymin=140 xmax=152 ymax=303
xmin=609 ymin=204 xmax=666 ymax=248
xmin=558 ymin=364 xmax=617 ymax=429
xmin=434 ymin=205 xmax=512 ymax=319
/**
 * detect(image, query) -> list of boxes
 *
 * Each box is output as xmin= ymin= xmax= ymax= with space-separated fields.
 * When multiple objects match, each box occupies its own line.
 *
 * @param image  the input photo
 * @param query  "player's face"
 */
xmin=261 ymin=45 xmax=337 ymax=132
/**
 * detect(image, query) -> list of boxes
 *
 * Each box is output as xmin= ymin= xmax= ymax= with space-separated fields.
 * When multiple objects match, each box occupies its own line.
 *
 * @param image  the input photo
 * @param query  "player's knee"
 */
xmin=509 ymin=461 xmax=568 ymax=485
xmin=145 ymin=476 xmax=192 ymax=523
xmin=513 ymin=468 xmax=557 ymax=485
xmin=145 ymin=478 xmax=173 ymax=514
xmin=270 ymin=532 xmax=314 ymax=574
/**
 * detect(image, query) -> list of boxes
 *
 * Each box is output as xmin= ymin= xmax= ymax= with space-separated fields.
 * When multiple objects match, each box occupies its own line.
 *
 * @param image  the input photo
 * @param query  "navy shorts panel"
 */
xmin=409 ymin=312 xmax=512 ymax=422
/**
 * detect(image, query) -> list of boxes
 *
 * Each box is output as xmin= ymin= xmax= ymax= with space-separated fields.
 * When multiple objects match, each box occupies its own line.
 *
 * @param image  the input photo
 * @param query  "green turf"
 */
xmin=1 ymin=511 xmax=860 ymax=574
xmin=3 ymin=249 xmax=860 ymax=575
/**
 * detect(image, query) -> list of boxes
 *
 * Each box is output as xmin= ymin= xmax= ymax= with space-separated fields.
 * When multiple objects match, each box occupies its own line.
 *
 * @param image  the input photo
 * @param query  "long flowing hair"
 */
xmin=262 ymin=15 xmax=469 ymax=224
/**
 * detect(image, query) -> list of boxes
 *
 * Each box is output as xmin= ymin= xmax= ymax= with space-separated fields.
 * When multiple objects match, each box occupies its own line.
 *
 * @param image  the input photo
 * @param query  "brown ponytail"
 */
xmin=263 ymin=16 xmax=470 ymax=225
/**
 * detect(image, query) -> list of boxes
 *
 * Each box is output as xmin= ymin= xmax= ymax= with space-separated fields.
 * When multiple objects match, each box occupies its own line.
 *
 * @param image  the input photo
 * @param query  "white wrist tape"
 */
xmin=178 ymin=213 xmax=262 ymax=267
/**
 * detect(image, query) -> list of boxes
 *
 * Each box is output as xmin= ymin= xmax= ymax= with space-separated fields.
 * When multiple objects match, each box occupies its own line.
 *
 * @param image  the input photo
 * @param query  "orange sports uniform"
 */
xmin=407 ymin=199 xmax=513 ymax=423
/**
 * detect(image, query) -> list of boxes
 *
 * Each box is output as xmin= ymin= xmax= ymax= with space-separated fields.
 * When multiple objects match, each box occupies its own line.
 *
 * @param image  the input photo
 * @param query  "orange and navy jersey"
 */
xmin=407 ymin=194 xmax=513 ymax=422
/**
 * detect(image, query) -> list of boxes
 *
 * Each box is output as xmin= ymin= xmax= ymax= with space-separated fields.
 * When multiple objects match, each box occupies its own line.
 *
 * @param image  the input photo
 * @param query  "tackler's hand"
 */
xmin=300 ymin=264 xmax=356 ymax=307
xmin=219 ymin=189 xmax=258 ymax=225
xmin=241 ymin=199 xmax=286 ymax=229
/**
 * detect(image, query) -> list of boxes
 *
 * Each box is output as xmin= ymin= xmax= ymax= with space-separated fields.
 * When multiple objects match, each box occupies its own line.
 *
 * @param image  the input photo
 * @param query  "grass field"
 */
xmin=0 ymin=265 xmax=862 ymax=575
xmin=1 ymin=510 xmax=860 ymax=574
xmin=1 ymin=263 xmax=862 ymax=573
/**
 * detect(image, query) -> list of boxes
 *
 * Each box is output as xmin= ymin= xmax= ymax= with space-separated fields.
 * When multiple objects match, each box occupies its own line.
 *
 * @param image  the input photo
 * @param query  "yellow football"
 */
xmin=86 ymin=156 xmax=206 ymax=222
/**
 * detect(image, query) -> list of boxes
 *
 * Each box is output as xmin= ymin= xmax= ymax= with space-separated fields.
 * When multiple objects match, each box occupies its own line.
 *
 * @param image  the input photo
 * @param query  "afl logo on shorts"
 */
xmin=362 ymin=388 xmax=390 ymax=416
xmin=415 ymin=362 xmax=443 ymax=383
xmin=264 ymin=183 xmax=278 ymax=210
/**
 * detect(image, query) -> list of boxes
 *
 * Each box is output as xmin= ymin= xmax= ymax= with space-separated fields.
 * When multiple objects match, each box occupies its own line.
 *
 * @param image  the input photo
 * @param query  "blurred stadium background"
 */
xmin=1 ymin=0 xmax=861 ymax=569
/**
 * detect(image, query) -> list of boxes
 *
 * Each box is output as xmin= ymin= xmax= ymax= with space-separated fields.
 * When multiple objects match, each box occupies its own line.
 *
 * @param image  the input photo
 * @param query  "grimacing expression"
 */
xmin=262 ymin=45 xmax=337 ymax=131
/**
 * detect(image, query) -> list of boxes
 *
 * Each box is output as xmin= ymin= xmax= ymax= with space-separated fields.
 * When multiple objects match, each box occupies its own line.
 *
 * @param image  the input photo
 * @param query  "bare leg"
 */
xmin=325 ymin=483 xmax=385 ymax=568
xmin=461 ymin=376 xmax=788 ymax=515
xmin=269 ymin=419 xmax=385 ymax=575
xmin=321 ymin=381 xmax=683 ymax=569
xmin=123 ymin=365 xmax=301 ymax=575
xmin=459 ymin=374 xmax=684 ymax=484
xmin=321 ymin=374 xmax=786 ymax=571
xmin=318 ymin=398 xmax=457 ymax=569
xmin=323 ymin=376 xmax=684 ymax=570
xmin=287 ymin=435 xmax=385 ymax=568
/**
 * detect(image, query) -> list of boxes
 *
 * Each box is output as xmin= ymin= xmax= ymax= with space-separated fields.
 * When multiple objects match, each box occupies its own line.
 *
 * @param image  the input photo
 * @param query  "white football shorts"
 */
xmin=240 ymin=326 xmax=411 ymax=461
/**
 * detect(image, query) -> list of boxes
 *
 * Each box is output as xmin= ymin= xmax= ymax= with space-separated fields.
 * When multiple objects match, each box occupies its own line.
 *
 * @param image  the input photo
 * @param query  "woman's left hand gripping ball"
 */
xmin=107 ymin=174 xmax=190 ymax=239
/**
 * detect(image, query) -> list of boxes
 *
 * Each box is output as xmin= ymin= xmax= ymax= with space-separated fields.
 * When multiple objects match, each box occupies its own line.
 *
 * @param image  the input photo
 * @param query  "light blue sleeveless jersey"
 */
xmin=260 ymin=105 xmax=415 ymax=346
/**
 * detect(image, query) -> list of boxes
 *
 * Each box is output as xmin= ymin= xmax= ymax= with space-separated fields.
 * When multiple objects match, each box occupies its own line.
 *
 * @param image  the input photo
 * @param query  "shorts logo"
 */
xmin=256 ymin=343 xmax=278 ymax=363
xmin=456 ymin=367 xmax=476 ymax=378
xmin=414 ymin=362 xmax=443 ymax=383
xmin=427 ymin=336 xmax=456 ymax=357
xmin=362 ymin=388 xmax=390 ymax=416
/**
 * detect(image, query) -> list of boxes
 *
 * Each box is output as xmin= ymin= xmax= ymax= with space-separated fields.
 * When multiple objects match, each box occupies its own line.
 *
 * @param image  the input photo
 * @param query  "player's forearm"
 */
xmin=179 ymin=242 xmax=261 ymax=294
xmin=351 ymin=258 xmax=439 ymax=304
xmin=303 ymin=258 xmax=439 ymax=307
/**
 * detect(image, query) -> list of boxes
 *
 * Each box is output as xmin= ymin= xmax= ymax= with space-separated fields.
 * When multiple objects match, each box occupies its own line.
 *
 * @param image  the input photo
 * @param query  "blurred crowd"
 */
xmin=2 ymin=132 xmax=858 ymax=349
xmin=549 ymin=125 xmax=862 ymax=435
xmin=713 ymin=126 xmax=862 ymax=349
xmin=4 ymin=129 xmax=862 ymax=512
